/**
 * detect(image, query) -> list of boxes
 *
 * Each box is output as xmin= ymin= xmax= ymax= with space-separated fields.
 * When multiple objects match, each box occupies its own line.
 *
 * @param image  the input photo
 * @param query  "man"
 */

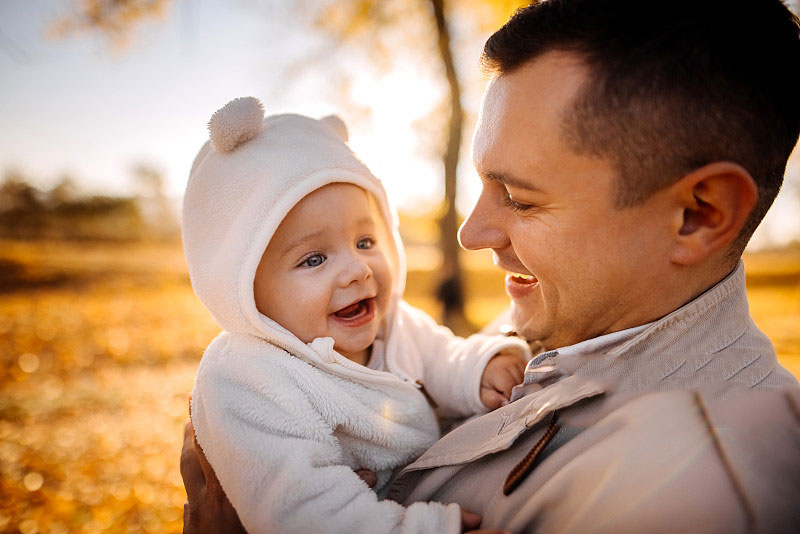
xmin=181 ymin=0 xmax=800 ymax=531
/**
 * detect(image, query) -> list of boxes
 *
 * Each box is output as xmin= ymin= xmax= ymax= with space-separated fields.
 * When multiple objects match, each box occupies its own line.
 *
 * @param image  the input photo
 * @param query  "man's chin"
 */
xmin=510 ymin=300 xmax=542 ymax=344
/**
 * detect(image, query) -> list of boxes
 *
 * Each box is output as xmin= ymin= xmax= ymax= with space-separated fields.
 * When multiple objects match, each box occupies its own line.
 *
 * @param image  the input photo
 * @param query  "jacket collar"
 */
xmin=608 ymin=261 xmax=749 ymax=358
xmin=397 ymin=262 xmax=756 ymax=473
xmin=518 ymin=261 xmax=753 ymax=397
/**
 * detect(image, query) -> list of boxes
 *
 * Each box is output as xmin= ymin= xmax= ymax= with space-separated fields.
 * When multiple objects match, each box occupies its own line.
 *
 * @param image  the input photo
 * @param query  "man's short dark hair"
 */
xmin=482 ymin=0 xmax=800 ymax=254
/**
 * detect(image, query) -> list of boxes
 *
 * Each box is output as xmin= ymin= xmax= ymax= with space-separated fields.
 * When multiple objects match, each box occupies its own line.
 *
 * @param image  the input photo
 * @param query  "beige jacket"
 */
xmin=388 ymin=262 xmax=800 ymax=533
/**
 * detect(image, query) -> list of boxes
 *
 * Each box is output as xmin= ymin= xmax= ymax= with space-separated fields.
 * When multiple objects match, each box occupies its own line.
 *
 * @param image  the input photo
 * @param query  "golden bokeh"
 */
xmin=0 ymin=238 xmax=798 ymax=533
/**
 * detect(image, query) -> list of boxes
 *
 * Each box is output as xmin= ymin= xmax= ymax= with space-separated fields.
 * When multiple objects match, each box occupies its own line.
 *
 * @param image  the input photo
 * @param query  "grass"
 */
xmin=1 ymin=239 xmax=798 ymax=533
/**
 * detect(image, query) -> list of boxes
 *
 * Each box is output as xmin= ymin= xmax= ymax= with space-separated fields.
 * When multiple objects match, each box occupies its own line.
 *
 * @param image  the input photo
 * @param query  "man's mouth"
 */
xmin=505 ymin=272 xmax=539 ymax=298
xmin=330 ymin=298 xmax=375 ymax=327
xmin=507 ymin=272 xmax=537 ymax=285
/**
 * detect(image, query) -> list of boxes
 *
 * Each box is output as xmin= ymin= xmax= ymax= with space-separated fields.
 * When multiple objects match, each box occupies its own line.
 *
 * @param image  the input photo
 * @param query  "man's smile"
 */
xmin=508 ymin=272 xmax=535 ymax=282
xmin=505 ymin=272 xmax=540 ymax=298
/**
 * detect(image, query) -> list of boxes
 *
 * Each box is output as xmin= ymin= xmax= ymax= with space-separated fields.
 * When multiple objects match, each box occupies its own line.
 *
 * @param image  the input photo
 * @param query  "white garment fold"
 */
xmin=192 ymin=301 xmax=530 ymax=534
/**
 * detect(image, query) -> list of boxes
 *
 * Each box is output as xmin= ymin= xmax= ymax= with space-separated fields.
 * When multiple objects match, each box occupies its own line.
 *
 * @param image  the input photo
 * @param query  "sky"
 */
xmin=0 ymin=0 xmax=798 ymax=249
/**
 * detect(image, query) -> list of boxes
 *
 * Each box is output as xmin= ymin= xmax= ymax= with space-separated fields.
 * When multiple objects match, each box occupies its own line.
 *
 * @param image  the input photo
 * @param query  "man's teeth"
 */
xmin=510 ymin=272 xmax=534 ymax=280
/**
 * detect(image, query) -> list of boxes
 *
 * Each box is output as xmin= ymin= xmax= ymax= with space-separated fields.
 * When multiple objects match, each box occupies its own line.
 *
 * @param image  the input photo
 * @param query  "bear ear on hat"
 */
xmin=320 ymin=115 xmax=348 ymax=143
xmin=208 ymin=97 xmax=265 ymax=153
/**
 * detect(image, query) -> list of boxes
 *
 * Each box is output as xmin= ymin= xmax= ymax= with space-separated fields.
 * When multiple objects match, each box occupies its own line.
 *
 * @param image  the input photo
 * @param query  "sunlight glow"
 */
xmin=348 ymin=69 xmax=445 ymax=214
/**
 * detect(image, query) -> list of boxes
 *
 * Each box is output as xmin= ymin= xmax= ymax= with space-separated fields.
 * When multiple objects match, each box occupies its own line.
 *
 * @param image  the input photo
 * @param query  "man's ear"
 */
xmin=668 ymin=162 xmax=757 ymax=266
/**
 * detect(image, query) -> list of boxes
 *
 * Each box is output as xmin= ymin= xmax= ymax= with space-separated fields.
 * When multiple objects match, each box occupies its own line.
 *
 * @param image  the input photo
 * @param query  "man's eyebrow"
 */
xmin=280 ymin=230 xmax=326 ymax=259
xmin=484 ymin=171 xmax=545 ymax=193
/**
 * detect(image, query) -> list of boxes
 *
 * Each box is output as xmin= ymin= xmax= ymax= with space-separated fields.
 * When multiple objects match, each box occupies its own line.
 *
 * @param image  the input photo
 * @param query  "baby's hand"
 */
xmin=480 ymin=352 xmax=526 ymax=410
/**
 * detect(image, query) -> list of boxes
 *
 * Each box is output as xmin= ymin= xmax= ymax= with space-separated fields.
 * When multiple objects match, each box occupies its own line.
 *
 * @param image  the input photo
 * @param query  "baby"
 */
xmin=183 ymin=97 xmax=530 ymax=533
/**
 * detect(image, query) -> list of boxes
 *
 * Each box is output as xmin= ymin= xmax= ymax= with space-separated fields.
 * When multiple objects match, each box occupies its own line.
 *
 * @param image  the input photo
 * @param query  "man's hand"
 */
xmin=180 ymin=420 xmax=245 ymax=534
xmin=480 ymin=352 xmax=525 ymax=410
xmin=462 ymin=509 xmax=511 ymax=534
xmin=180 ymin=419 xmax=380 ymax=533
xmin=354 ymin=468 xmax=377 ymax=489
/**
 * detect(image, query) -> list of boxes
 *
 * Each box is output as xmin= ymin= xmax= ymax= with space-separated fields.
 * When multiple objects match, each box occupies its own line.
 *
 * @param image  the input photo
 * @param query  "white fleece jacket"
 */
xmin=192 ymin=301 xmax=530 ymax=534
xmin=183 ymin=100 xmax=530 ymax=533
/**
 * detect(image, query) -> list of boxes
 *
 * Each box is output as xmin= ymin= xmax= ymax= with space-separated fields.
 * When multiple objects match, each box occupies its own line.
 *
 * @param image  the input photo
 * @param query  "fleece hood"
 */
xmin=182 ymin=97 xmax=406 ymax=349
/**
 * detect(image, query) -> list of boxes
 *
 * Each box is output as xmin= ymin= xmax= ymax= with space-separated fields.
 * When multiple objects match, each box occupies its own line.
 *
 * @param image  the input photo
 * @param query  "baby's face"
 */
xmin=254 ymin=183 xmax=394 ymax=365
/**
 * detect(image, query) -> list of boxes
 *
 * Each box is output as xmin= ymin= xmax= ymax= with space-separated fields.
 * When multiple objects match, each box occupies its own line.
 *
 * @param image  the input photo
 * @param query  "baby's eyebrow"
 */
xmin=281 ymin=230 xmax=326 ymax=259
xmin=356 ymin=216 xmax=377 ymax=227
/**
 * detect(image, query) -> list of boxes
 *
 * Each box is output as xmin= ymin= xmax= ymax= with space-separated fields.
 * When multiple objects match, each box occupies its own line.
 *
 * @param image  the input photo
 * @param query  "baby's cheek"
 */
xmin=376 ymin=266 xmax=395 ymax=302
xmin=381 ymin=257 xmax=396 ymax=290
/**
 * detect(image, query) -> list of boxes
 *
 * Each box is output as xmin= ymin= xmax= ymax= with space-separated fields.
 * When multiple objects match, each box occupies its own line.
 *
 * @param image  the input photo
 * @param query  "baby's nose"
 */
xmin=339 ymin=256 xmax=371 ymax=286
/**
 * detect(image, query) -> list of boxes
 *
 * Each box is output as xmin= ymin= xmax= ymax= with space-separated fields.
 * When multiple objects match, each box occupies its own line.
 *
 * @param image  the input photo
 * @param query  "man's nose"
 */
xmin=458 ymin=193 xmax=508 ymax=251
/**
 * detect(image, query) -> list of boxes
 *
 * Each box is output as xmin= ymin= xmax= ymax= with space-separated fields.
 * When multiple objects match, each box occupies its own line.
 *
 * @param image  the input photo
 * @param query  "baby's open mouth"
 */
xmin=332 ymin=298 xmax=375 ymax=323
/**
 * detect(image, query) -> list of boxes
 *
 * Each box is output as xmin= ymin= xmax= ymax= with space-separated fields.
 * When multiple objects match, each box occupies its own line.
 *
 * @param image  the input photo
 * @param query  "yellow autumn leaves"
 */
xmin=1 ymin=238 xmax=798 ymax=534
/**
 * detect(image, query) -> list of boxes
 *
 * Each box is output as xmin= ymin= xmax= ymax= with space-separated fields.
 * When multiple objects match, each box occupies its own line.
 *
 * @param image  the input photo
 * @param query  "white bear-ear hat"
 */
xmin=182 ymin=97 xmax=406 ymax=343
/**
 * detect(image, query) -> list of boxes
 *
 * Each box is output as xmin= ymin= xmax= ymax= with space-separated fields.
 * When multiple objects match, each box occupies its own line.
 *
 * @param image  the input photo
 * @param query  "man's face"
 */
xmin=460 ymin=51 xmax=671 ymax=351
xmin=254 ymin=183 xmax=394 ymax=364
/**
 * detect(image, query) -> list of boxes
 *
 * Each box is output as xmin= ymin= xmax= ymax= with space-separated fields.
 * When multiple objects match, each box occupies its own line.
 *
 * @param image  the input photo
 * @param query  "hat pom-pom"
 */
xmin=208 ymin=97 xmax=265 ymax=153
xmin=321 ymin=115 xmax=348 ymax=143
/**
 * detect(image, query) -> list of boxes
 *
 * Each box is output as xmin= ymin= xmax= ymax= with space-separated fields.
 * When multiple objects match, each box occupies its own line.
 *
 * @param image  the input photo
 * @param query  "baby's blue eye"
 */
xmin=357 ymin=237 xmax=374 ymax=250
xmin=302 ymin=254 xmax=326 ymax=267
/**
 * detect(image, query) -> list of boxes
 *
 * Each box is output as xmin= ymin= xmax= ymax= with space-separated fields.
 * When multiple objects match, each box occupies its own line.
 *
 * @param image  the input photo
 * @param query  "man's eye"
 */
xmin=356 ymin=237 xmax=374 ymax=250
xmin=301 ymin=254 xmax=326 ymax=267
xmin=502 ymin=195 xmax=534 ymax=212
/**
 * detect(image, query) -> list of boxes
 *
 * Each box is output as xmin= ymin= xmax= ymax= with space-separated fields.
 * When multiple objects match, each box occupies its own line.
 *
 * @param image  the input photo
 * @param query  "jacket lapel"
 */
xmin=398 ymin=374 xmax=605 ymax=473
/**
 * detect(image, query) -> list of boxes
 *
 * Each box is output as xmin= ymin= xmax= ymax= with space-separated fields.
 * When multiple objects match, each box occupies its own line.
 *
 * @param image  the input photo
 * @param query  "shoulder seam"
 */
xmin=693 ymin=391 xmax=756 ymax=534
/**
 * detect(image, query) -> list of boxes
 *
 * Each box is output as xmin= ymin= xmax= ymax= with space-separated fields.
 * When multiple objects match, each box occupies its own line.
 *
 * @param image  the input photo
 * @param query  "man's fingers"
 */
xmin=184 ymin=419 xmax=194 ymax=445
xmin=355 ymin=468 xmax=378 ymax=489
xmin=192 ymin=425 xmax=228 ymax=498
xmin=180 ymin=420 xmax=206 ymax=498
xmin=460 ymin=508 xmax=482 ymax=530
xmin=182 ymin=502 xmax=191 ymax=533
xmin=182 ymin=400 xmax=246 ymax=534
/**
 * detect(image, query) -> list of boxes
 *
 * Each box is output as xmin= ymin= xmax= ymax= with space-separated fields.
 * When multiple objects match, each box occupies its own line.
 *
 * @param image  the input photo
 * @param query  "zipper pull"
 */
xmin=415 ymin=380 xmax=438 ymax=409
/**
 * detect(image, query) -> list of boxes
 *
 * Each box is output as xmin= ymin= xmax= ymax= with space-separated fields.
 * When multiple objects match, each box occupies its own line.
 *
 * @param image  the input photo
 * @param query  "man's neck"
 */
xmin=534 ymin=260 xmax=740 ymax=354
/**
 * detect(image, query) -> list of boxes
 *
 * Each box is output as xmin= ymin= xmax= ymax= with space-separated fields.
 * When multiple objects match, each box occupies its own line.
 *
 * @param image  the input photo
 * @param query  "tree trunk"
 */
xmin=429 ymin=0 xmax=469 ymax=333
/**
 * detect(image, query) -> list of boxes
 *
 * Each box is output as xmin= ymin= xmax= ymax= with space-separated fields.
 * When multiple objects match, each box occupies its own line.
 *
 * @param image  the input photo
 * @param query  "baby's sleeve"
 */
xmin=190 ymin=334 xmax=461 ymax=534
xmin=395 ymin=301 xmax=531 ymax=418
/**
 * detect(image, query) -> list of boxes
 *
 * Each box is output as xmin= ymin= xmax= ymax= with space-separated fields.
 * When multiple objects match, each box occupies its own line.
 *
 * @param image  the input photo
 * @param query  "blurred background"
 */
xmin=1 ymin=1 xmax=799 ymax=532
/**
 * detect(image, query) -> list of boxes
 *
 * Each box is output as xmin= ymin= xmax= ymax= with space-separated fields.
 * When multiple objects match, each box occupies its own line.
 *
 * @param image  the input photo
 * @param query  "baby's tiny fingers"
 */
xmin=481 ymin=387 xmax=508 ymax=410
xmin=507 ymin=362 xmax=524 ymax=385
